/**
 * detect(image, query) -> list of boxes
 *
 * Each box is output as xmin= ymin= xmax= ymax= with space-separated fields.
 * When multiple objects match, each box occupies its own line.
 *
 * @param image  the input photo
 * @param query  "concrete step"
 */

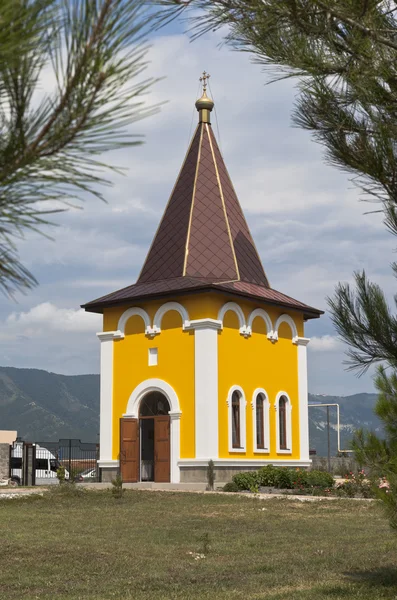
xmin=79 ymin=481 xmax=208 ymax=492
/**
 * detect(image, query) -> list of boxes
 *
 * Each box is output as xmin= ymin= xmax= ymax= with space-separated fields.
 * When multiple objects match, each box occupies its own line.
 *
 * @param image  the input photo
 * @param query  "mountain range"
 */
xmin=0 ymin=366 xmax=381 ymax=454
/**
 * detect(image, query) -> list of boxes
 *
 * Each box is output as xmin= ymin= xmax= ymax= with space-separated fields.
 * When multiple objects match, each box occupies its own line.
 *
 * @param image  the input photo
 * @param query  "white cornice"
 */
xmin=184 ymin=318 xmax=222 ymax=331
xmin=97 ymin=330 xmax=124 ymax=342
xmin=98 ymin=460 xmax=119 ymax=468
xmin=295 ymin=337 xmax=310 ymax=347
xmin=169 ymin=411 xmax=182 ymax=420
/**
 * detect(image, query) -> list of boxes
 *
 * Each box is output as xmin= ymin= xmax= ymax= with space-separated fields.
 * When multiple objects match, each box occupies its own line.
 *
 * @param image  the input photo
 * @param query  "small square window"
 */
xmin=148 ymin=348 xmax=158 ymax=366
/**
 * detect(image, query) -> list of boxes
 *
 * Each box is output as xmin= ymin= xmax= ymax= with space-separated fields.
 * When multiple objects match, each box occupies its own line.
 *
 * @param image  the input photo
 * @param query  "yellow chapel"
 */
xmin=82 ymin=75 xmax=323 ymax=484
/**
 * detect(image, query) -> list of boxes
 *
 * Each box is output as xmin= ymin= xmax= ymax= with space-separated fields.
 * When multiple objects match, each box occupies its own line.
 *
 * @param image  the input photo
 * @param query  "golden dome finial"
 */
xmin=195 ymin=71 xmax=214 ymax=123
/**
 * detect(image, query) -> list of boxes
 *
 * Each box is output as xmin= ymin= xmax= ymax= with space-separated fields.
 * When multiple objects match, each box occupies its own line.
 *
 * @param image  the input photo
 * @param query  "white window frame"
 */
xmin=227 ymin=385 xmax=246 ymax=453
xmin=148 ymin=348 xmax=158 ymax=366
xmin=252 ymin=388 xmax=270 ymax=453
xmin=275 ymin=391 xmax=292 ymax=454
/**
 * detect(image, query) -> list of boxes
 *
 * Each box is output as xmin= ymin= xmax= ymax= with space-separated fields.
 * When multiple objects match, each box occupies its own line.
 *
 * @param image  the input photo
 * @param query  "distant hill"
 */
xmin=0 ymin=367 xmax=99 ymax=442
xmin=0 ymin=366 xmax=381 ymax=452
xmin=308 ymin=393 xmax=381 ymax=456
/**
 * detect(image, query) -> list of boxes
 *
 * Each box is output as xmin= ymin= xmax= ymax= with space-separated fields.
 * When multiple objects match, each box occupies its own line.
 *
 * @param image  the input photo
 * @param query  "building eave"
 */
xmin=82 ymin=284 xmax=323 ymax=320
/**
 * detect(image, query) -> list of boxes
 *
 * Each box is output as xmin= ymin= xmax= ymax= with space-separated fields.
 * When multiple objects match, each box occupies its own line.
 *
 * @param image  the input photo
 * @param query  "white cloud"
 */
xmin=309 ymin=335 xmax=344 ymax=352
xmin=5 ymin=303 xmax=101 ymax=335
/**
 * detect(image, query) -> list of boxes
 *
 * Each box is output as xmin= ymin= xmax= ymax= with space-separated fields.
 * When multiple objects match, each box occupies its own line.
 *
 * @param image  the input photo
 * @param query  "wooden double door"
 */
xmin=120 ymin=416 xmax=170 ymax=483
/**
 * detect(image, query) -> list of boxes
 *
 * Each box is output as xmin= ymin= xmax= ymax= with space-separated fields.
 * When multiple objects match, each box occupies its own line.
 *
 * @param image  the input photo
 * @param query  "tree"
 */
xmin=0 ymin=0 xmax=157 ymax=295
xmin=155 ymin=0 xmax=397 ymax=524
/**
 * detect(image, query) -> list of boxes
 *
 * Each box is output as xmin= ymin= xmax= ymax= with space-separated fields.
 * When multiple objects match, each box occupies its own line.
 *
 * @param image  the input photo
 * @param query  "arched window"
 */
xmin=256 ymin=394 xmax=265 ymax=449
xmin=228 ymin=387 xmax=246 ymax=452
xmin=232 ymin=391 xmax=241 ymax=448
xmin=252 ymin=390 xmax=270 ymax=453
xmin=279 ymin=397 xmax=287 ymax=449
xmin=139 ymin=392 xmax=170 ymax=417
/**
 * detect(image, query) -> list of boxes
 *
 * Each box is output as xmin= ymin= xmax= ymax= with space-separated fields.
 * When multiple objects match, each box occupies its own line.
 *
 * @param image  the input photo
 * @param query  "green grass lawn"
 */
xmin=1 ymin=488 xmax=397 ymax=600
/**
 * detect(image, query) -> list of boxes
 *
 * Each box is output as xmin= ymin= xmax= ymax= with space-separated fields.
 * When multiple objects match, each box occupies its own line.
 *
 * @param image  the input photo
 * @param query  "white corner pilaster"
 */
xmin=187 ymin=319 xmax=221 ymax=461
xmin=169 ymin=411 xmax=182 ymax=483
xmin=97 ymin=331 xmax=122 ymax=464
xmin=296 ymin=337 xmax=310 ymax=462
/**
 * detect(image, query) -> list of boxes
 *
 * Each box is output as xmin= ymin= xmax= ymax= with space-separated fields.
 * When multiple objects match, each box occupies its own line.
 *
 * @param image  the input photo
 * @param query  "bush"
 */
xmin=232 ymin=471 xmax=260 ymax=491
xmin=306 ymin=470 xmax=334 ymax=488
xmin=56 ymin=465 xmax=66 ymax=484
xmin=343 ymin=481 xmax=357 ymax=498
xmin=206 ymin=459 xmax=215 ymax=491
xmin=335 ymin=470 xmax=375 ymax=498
xmin=274 ymin=468 xmax=294 ymax=489
xmin=232 ymin=467 xmax=335 ymax=493
xmin=258 ymin=465 xmax=277 ymax=487
xmin=223 ymin=481 xmax=239 ymax=493
xmin=291 ymin=469 xmax=309 ymax=488
xmin=111 ymin=474 xmax=124 ymax=499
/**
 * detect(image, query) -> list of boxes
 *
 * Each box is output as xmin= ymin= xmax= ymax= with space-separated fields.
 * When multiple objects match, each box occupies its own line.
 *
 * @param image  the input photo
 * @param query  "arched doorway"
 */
xmin=140 ymin=392 xmax=170 ymax=483
xmin=120 ymin=391 xmax=171 ymax=483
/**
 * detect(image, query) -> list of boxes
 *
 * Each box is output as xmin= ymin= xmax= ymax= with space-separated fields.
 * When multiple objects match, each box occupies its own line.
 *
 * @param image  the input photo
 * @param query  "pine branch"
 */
xmin=313 ymin=0 xmax=397 ymax=52
xmin=0 ymin=0 xmax=159 ymax=295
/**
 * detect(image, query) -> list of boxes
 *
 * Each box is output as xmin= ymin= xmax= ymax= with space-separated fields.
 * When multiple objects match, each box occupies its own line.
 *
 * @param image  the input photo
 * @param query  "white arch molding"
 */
xmin=117 ymin=307 xmax=154 ymax=337
xmin=274 ymin=314 xmax=298 ymax=343
xmin=124 ymin=378 xmax=182 ymax=483
xmin=152 ymin=302 xmax=190 ymax=334
xmin=218 ymin=302 xmax=248 ymax=336
xmin=247 ymin=308 xmax=274 ymax=339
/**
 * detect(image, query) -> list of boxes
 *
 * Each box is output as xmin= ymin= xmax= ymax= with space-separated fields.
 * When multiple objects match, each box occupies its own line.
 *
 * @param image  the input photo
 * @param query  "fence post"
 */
xmin=8 ymin=444 xmax=12 ymax=479
xmin=22 ymin=443 xmax=35 ymax=486
xmin=68 ymin=439 xmax=72 ymax=479
xmin=327 ymin=406 xmax=331 ymax=473
xmin=32 ymin=444 xmax=36 ymax=486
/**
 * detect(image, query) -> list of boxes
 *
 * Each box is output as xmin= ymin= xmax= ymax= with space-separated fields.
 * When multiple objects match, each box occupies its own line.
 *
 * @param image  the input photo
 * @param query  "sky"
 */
xmin=0 ymin=17 xmax=394 ymax=395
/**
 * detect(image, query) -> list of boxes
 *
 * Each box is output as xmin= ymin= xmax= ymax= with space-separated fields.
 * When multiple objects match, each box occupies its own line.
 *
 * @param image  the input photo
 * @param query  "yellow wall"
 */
xmin=218 ymin=308 xmax=302 ymax=460
xmin=106 ymin=302 xmax=195 ymax=460
xmin=103 ymin=293 xmax=305 ymax=462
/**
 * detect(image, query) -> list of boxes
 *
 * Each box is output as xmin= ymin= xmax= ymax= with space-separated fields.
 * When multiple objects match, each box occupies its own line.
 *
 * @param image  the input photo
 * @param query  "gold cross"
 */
xmin=200 ymin=71 xmax=210 ymax=93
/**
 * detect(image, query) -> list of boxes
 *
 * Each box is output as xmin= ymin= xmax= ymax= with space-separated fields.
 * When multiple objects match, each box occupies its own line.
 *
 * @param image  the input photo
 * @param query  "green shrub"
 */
xmin=361 ymin=483 xmax=374 ymax=499
xmin=291 ymin=469 xmax=309 ymax=488
xmin=223 ymin=481 xmax=239 ymax=493
xmin=56 ymin=465 xmax=66 ymax=484
xmin=306 ymin=470 xmax=334 ymax=488
xmin=335 ymin=471 xmax=375 ymax=498
xmin=343 ymin=481 xmax=357 ymax=498
xmin=232 ymin=471 xmax=260 ymax=491
xmin=111 ymin=474 xmax=124 ymax=499
xmin=258 ymin=465 xmax=277 ymax=486
xmin=274 ymin=468 xmax=294 ymax=489
xmin=206 ymin=459 xmax=215 ymax=491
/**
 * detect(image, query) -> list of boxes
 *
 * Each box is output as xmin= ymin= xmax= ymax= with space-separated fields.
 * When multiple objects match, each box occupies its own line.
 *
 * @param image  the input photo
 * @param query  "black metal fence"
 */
xmin=10 ymin=439 xmax=99 ymax=485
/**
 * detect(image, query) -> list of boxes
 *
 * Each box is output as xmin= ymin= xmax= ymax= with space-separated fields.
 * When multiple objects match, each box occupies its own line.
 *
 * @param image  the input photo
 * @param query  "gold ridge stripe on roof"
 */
xmin=214 ymin=134 xmax=269 ymax=288
xmin=206 ymin=123 xmax=240 ymax=281
xmin=136 ymin=124 xmax=200 ymax=282
xmin=183 ymin=123 xmax=204 ymax=276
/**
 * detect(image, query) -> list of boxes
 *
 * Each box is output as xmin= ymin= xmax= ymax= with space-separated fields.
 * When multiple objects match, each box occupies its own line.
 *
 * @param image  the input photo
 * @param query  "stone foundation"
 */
xmin=100 ymin=466 xmax=119 ymax=483
xmin=0 ymin=443 xmax=10 ymax=480
xmin=180 ymin=465 xmax=266 ymax=484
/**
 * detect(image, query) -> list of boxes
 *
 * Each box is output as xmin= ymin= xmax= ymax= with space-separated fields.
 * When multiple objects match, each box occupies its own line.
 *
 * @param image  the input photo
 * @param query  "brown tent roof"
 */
xmin=137 ymin=121 xmax=268 ymax=286
xmin=83 ymin=89 xmax=322 ymax=320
